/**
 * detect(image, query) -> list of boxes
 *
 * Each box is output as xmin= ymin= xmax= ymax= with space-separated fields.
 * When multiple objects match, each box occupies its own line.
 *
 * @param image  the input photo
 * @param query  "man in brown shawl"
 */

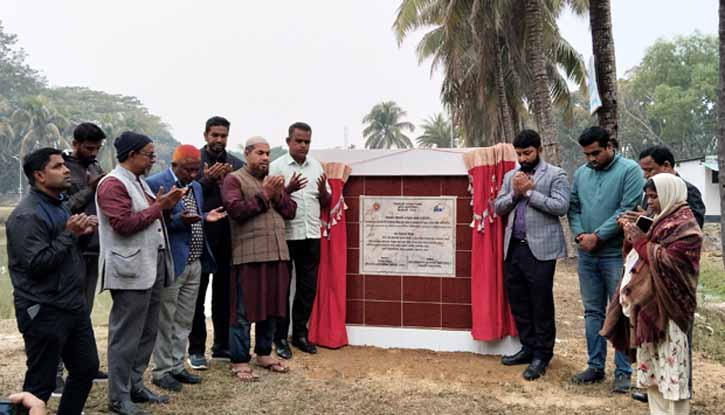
xmin=602 ymin=173 xmax=702 ymax=414
xmin=222 ymin=136 xmax=297 ymax=381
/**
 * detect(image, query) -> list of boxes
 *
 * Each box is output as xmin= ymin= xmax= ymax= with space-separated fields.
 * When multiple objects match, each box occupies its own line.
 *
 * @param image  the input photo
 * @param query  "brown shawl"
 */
xmin=600 ymin=202 xmax=702 ymax=356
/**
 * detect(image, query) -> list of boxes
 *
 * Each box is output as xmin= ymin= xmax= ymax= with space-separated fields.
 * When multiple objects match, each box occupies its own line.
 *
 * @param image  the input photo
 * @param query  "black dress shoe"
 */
xmin=631 ymin=390 xmax=649 ymax=403
xmin=292 ymin=337 xmax=318 ymax=354
xmin=152 ymin=374 xmax=182 ymax=392
xmin=275 ymin=339 xmax=293 ymax=359
xmin=172 ymin=369 xmax=202 ymax=384
xmin=109 ymin=400 xmax=149 ymax=415
xmin=130 ymin=386 xmax=170 ymax=404
xmin=522 ymin=359 xmax=547 ymax=381
xmin=501 ymin=349 xmax=533 ymax=366
xmin=570 ymin=367 xmax=605 ymax=384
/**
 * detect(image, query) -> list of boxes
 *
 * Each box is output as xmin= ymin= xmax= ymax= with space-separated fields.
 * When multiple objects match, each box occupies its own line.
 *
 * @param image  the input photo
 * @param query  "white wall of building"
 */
xmin=676 ymin=160 xmax=721 ymax=217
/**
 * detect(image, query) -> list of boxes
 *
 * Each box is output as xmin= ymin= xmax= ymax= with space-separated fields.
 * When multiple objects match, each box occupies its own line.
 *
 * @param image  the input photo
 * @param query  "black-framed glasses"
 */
xmin=137 ymin=151 xmax=156 ymax=160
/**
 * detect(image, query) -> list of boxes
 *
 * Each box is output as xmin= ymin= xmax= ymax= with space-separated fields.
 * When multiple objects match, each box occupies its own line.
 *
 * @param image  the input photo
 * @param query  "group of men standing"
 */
xmin=6 ymin=117 xmax=329 ymax=415
xmin=495 ymin=127 xmax=704 ymax=399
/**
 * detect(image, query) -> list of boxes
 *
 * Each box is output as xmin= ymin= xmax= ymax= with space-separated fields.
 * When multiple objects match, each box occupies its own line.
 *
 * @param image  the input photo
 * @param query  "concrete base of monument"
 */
xmin=346 ymin=325 xmax=521 ymax=355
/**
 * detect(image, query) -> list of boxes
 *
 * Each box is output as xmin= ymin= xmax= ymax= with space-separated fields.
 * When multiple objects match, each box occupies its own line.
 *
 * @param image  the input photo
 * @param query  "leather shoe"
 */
xmin=275 ymin=339 xmax=293 ymax=360
xmin=152 ymin=374 xmax=182 ymax=392
xmin=631 ymin=390 xmax=649 ymax=403
xmin=292 ymin=337 xmax=317 ymax=354
xmin=172 ymin=369 xmax=202 ymax=384
xmin=570 ymin=367 xmax=605 ymax=384
xmin=130 ymin=386 xmax=170 ymax=404
xmin=501 ymin=349 xmax=533 ymax=366
xmin=522 ymin=359 xmax=547 ymax=381
xmin=108 ymin=400 xmax=149 ymax=415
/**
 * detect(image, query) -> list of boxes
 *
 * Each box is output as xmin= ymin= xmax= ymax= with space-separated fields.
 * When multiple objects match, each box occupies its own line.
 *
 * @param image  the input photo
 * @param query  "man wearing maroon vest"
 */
xmin=221 ymin=136 xmax=297 ymax=381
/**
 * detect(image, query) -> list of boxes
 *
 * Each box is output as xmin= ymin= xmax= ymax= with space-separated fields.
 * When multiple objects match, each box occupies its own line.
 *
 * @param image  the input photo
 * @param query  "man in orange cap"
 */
xmin=146 ymin=145 xmax=226 ymax=392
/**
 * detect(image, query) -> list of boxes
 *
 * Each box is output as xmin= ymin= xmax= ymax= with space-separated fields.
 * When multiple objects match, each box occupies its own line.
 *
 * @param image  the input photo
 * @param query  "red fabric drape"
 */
xmin=309 ymin=164 xmax=351 ymax=348
xmin=464 ymin=144 xmax=518 ymax=341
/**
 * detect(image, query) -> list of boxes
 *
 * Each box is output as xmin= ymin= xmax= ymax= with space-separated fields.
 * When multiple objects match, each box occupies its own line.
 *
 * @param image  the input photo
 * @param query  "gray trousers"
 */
xmin=107 ymin=251 xmax=167 ymax=403
xmin=152 ymin=259 xmax=201 ymax=379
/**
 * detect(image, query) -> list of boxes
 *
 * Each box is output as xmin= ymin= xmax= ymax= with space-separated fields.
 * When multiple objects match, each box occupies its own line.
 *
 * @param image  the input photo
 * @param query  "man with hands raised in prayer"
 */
xmin=96 ymin=132 xmax=186 ymax=415
xmin=6 ymin=148 xmax=101 ymax=415
xmin=269 ymin=122 xmax=330 ymax=359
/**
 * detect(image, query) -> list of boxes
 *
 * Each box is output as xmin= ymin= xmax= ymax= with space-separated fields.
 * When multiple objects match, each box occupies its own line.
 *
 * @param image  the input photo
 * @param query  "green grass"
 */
xmin=0 ymin=207 xmax=12 ymax=225
xmin=694 ymin=253 xmax=725 ymax=364
xmin=699 ymin=254 xmax=725 ymax=301
xmin=0 ymin=225 xmax=111 ymax=322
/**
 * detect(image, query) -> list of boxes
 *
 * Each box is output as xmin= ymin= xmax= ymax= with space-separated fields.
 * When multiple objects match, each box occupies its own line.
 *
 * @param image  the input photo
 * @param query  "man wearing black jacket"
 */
xmin=58 ymin=123 xmax=108 ymax=391
xmin=187 ymin=116 xmax=244 ymax=369
xmin=6 ymin=148 xmax=100 ymax=415
xmin=638 ymin=145 xmax=706 ymax=228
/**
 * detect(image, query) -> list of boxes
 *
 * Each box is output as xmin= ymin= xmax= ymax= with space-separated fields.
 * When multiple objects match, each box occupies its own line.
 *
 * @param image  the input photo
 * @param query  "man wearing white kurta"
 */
xmin=269 ymin=122 xmax=330 ymax=359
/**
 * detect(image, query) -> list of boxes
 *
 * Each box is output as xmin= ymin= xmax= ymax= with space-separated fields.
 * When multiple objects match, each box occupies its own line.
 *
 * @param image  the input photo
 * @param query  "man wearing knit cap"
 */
xmin=146 ymin=145 xmax=226 ymax=392
xmin=221 ymin=136 xmax=297 ymax=381
xmin=96 ymin=132 xmax=186 ymax=415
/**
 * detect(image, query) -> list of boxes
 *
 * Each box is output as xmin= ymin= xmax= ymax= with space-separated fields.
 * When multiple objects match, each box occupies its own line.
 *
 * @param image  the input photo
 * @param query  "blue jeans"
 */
xmin=577 ymin=252 xmax=632 ymax=377
xmin=229 ymin=277 xmax=277 ymax=364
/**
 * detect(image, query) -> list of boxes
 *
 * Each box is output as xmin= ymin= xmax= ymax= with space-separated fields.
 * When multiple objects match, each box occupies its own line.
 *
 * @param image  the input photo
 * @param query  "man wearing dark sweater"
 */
xmin=187 ymin=116 xmax=244 ymax=369
xmin=6 ymin=148 xmax=100 ymax=415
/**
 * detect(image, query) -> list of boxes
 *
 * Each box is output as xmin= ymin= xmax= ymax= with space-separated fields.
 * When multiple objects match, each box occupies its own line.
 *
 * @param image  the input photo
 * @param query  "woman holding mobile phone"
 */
xmin=602 ymin=173 xmax=703 ymax=415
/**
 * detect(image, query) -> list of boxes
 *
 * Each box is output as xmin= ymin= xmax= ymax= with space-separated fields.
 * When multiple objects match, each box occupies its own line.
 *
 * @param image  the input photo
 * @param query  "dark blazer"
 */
xmin=146 ymin=168 xmax=216 ymax=277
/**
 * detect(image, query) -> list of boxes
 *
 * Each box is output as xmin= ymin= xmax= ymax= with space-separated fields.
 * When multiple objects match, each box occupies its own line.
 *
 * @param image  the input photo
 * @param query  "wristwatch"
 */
xmin=525 ymin=190 xmax=533 ymax=198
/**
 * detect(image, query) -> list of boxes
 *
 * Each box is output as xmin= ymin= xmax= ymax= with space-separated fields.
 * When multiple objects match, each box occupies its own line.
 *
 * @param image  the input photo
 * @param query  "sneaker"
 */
xmin=211 ymin=349 xmax=231 ymax=361
xmin=52 ymin=375 xmax=65 ymax=398
xmin=570 ymin=367 xmax=605 ymax=385
xmin=612 ymin=373 xmax=631 ymax=394
xmin=187 ymin=354 xmax=208 ymax=370
xmin=94 ymin=369 xmax=109 ymax=383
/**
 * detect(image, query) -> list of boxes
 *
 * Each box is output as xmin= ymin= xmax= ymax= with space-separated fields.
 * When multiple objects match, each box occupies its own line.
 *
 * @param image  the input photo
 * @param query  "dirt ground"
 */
xmin=1 ymin=260 xmax=724 ymax=414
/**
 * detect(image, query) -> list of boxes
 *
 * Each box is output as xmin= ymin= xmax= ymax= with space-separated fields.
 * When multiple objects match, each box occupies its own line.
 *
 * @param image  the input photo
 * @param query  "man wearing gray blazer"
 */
xmin=494 ymin=130 xmax=570 ymax=381
xmin=96 ymin=132 xmax=185 ymax=415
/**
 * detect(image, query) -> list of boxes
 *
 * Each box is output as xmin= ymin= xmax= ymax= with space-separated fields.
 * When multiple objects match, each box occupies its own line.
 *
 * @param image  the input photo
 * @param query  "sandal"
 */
xmin=254 ymin=359 xmax=289 ymax=374
xmin=231 ymin=365 xmax=259 ymax=382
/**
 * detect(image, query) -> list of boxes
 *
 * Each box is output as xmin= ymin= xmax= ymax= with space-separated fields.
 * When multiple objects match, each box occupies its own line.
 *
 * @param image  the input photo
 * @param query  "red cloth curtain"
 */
xmin=309 ymin=163 xmax=352 ymax=349
xmin=464 ymin=144 xmax=518 ymax=341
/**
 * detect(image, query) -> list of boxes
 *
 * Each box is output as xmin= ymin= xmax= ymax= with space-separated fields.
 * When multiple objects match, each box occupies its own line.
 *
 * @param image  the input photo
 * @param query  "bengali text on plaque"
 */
xmin=360 ymin=196 xmax=456 ymax=277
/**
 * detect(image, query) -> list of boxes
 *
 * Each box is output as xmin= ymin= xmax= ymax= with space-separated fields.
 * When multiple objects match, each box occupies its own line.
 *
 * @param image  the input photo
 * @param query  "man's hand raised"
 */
xmin=263 ymin=175 xmax=285 ymax=202
xmin=286 ymin=172 xmax=308 ymax=194
xmin=155 ymin=185 xmax=187 ymax=211
xmin=65 ymin=214 xmax=95 ymax=237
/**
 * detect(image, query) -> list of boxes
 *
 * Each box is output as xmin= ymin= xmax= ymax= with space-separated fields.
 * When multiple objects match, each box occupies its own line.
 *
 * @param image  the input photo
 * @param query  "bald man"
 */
xmin=221 ymin=137 xmax=297 ymax=381
xmin=146 ymin=145 xmax=227 ymax=392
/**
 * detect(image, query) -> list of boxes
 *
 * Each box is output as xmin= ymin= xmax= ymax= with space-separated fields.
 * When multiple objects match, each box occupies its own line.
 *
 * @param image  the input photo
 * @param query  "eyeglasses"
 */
xmin=137 ymin=151 xmax=156 ymax=160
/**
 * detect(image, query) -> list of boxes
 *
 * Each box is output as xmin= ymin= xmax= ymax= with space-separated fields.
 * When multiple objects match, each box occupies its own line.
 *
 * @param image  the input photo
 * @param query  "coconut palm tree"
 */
xmin=362 ymin=101 xmax=415 ymax=149
xmin=417 ymin=113 xmax=458 ymax=148
xmin=11 ymin=95 xmax=71 ymax=156
xmin=589 ymin=0 xmax=618 ymax=143
xmin=393 ymin=0 xmax=587 ymax=150
xmin=718 ymin=0 xmax=725 ymax=264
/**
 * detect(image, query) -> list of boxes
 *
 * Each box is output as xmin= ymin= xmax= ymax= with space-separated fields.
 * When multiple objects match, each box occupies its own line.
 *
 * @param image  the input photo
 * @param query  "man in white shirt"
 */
xmin=269 ymin=122 xmax=330 ymax=359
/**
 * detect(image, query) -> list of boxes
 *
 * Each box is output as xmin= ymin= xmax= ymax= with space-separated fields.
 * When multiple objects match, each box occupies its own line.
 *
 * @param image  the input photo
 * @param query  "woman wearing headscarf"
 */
xmin=602 ymin=173 xmax=703 ymax=415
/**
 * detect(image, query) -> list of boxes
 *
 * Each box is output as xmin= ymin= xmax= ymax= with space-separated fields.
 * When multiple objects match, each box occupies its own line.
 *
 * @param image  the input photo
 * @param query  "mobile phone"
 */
xmin=0 ymin=400 xmax=26 ymax=415
xmin=635 ymin=215 xmax=654 ymax=233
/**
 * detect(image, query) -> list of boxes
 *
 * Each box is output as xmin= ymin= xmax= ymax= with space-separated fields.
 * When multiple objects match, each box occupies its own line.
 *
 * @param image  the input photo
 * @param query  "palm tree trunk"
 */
xmin=718 ymin=0 xmax=725 ymax=267
xmin=589 ymin=0 xmax=619 ymax=145
xmin=524 ymin=0 xmax=560 ymax=166
xmin=495 ymin=37 xmax=515 ymax=143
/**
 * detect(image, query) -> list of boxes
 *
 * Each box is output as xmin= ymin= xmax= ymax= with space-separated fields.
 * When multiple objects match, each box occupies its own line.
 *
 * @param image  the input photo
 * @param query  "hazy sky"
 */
xmin=0 ymin=1 xmax=718 ymax=151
